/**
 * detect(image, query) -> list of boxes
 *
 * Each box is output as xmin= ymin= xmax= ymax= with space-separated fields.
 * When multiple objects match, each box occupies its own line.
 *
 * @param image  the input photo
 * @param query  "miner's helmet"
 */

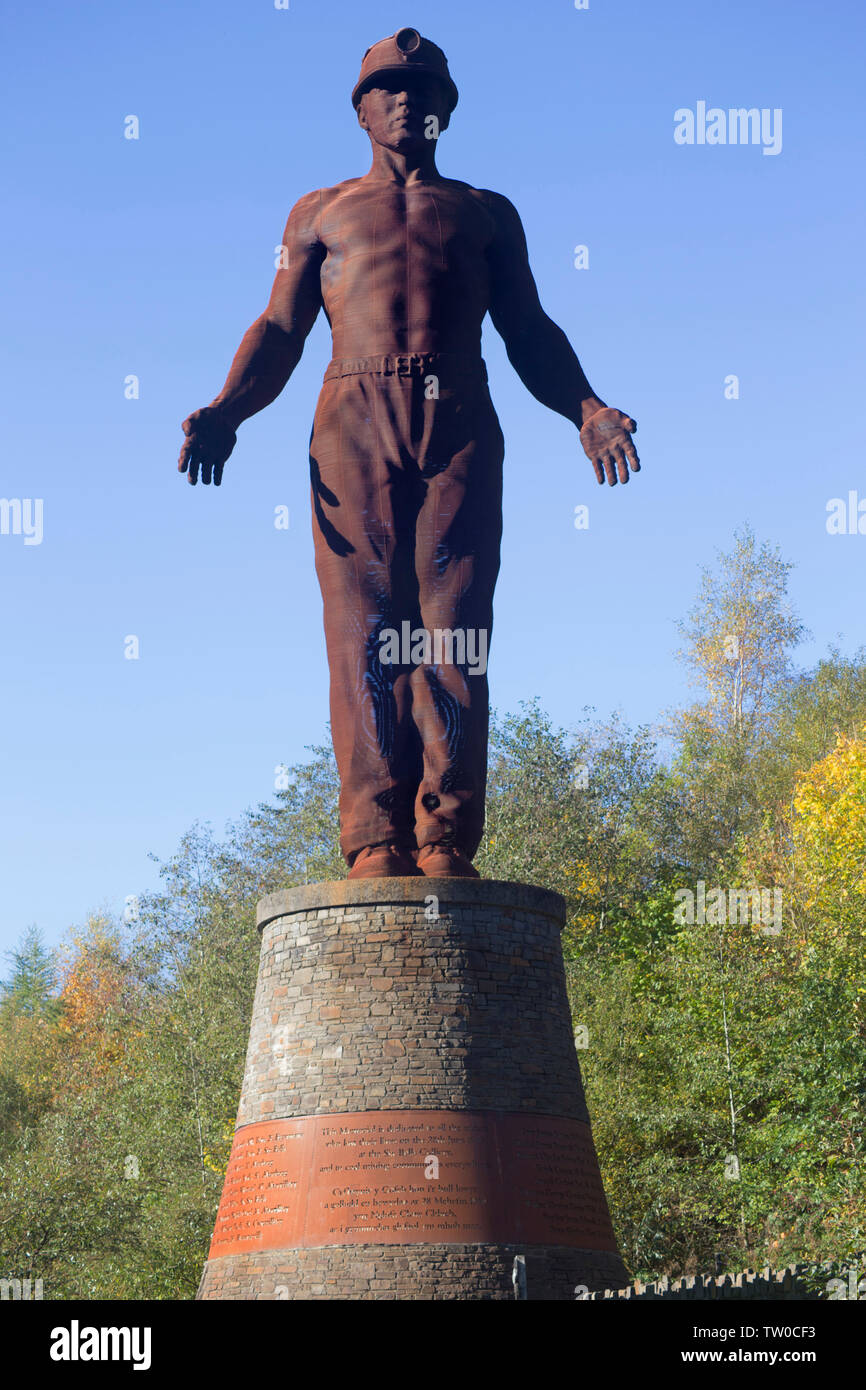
xmin=352 ymin=28 xmax=458 ymax=113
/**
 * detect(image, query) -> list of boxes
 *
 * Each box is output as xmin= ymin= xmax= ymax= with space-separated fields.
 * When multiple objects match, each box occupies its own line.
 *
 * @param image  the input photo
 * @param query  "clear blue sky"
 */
xmin=2 ymin=0 xmax=864 ymax=954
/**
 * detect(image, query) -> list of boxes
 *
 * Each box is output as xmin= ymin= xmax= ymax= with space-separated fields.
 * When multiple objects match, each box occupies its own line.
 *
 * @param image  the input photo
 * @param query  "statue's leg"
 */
xmin=309 ymin=371 xmax=425 ymax=865
xmin=410 ymin=369 xmax=505 ymax=860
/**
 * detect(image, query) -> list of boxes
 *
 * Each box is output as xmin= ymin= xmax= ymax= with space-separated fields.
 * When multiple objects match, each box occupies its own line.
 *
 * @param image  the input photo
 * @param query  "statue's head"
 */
xmin=353 ymin=28 xmax=458 ymax=152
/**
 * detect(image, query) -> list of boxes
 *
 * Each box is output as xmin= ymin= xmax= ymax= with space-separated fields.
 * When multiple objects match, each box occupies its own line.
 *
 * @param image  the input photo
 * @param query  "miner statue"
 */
xmin=179 ymin=28 xmax=640 ymax=880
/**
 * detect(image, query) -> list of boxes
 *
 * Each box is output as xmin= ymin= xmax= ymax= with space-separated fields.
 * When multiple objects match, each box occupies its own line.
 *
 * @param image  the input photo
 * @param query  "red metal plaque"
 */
xmin=208 ymin=1110 xmax=617 ymax=1257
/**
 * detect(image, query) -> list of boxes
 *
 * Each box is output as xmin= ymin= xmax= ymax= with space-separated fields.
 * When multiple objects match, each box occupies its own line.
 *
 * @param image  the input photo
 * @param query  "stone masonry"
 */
xmin=197 ymin=878 xmax=627 ymax=1300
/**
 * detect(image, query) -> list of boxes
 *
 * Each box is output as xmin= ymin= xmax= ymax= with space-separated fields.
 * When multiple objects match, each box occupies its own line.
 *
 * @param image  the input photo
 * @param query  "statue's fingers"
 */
xmin=604 ymin=451 xmax=617 ymax=486
xmin=614 ymin=445 xmax=629 ymax=485
xmin=186 ymin=444 xmax=200 ymax=485
xmin=625 ymin=441 xmax=641 ymax=472
xmin=214 ymin=459 xmax=224 ymax=487
xmin=591 ymin=453 xmax=605 ymax=485
xmin=201 ymin=455 xmax=213 ymax=486
xmin=178 ymin=438 xmax=192 ymax=473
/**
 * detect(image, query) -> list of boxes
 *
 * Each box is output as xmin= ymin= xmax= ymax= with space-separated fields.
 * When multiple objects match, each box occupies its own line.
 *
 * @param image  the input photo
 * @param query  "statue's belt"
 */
xmin=324 ymin=352 xmax=487 ymax=383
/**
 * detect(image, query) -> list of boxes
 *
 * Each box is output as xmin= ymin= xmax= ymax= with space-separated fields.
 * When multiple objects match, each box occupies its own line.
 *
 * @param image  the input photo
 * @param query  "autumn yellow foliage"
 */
xmin=791 ymin=726 xmax=866 ymax=998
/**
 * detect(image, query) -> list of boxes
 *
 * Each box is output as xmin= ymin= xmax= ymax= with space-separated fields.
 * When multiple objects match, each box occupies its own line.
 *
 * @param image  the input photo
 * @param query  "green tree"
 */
xmin=1 ymin=925 xmax=62 ymax=1021
xmin=670 ymin=526 xmax=806 ymax=878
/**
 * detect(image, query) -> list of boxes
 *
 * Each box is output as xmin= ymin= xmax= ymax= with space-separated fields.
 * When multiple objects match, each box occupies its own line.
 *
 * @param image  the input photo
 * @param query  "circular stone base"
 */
xmin=197 ymin=879 xmax=628 ymax=1301
xmin=199 ymin=1243 xmax=626 ymax=1301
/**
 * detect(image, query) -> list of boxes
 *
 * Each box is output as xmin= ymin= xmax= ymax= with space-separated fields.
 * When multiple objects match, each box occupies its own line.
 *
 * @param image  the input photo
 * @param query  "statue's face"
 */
xmin=357 ymin=71 xmax=451 ymax=151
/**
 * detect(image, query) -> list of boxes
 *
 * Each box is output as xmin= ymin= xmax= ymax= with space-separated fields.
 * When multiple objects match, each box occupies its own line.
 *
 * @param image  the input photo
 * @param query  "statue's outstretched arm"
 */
xmin=486 ymin=191 xmax=639 ymax=486
xmin=179 ymin=193 xmax=324 ymax=487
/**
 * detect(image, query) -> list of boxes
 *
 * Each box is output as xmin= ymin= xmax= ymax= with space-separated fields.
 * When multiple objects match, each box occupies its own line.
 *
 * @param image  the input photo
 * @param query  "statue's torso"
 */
xmin=316 ymin=177 xmax=497 ymax=359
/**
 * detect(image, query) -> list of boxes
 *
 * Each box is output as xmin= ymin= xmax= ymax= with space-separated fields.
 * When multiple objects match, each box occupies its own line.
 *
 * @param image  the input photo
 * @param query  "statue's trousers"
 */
xmin=309 ymin=354 xmax=504 ymax=862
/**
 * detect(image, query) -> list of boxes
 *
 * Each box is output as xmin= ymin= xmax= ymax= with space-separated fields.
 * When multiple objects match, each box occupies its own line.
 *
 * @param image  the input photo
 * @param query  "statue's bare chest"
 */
xmin=319 ymin=185 xmax=493 ymax=294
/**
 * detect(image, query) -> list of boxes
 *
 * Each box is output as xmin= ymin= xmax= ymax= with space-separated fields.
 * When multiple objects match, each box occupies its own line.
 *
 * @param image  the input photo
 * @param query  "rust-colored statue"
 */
xmin=179 ymin=29 xmax=640 ymax=880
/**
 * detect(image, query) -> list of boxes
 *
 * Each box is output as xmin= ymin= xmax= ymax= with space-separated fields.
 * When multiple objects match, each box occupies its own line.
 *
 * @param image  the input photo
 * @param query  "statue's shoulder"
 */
xmin=472 ymin=187 xmax=522 ymax=219
xmin=436 ymin=178 xmax=497 ymax=203
xmin=286 ymin=180 xmax=364 ymax=225
xmin=302 ymin=179 xmax=364 ymax=206
xmin=444 ymin=182 xmax=522 ymax=228
xmin=430 ymin=179 xmax=517 ymax=230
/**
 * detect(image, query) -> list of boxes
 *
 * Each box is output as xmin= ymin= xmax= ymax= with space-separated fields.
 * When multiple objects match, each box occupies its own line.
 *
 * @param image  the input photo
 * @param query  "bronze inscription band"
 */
xmin=209 ymin=1110 xmax=617 ymax=1257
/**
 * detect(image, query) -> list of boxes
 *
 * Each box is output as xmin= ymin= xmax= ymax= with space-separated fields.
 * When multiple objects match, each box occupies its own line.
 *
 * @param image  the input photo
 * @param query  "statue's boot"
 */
xmin=347 ymin=843 xmax=422 ymax=879
xmin=416 ymin=843 xmax=480 ymax=878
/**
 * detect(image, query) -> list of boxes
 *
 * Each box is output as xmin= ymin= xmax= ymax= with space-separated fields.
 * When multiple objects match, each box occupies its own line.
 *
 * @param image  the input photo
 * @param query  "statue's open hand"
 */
xmin=579 ymin=407 xmax=640 ymax=486
xmin=178 ymin=406 xmax=237 ymax=486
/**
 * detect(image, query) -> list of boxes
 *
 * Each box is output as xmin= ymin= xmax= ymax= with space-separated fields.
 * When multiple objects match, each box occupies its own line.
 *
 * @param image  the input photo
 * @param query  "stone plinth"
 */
xmin=197 ymin=878 xmax=627 ymax=1300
